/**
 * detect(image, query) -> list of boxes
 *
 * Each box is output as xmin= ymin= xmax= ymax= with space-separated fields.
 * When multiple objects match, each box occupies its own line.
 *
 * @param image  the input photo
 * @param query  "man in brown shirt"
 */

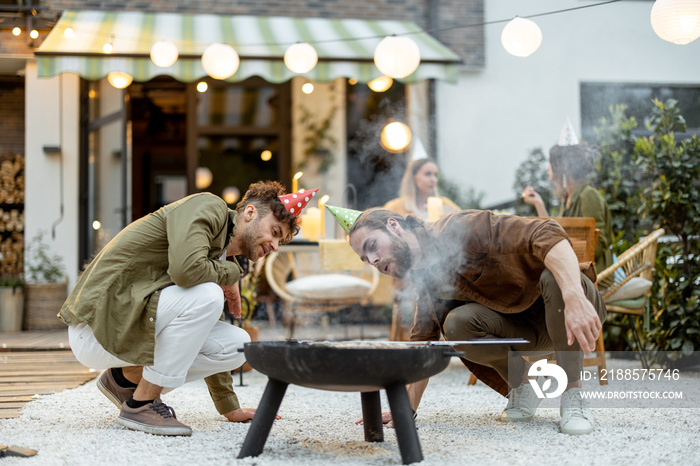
xmin=346 ymin=207 xmax=605 ymax=435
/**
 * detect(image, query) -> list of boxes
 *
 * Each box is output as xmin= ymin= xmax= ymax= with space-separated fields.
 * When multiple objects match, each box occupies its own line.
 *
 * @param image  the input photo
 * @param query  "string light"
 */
xmin=150 ymin=40 xmax=179 ymax=67
xmin=501 ymin=17 xmax=543 ymax=57
xmin=284 ymin=42 xmax=318 ymax=73
xmin=32 ymin=0 xmax=624 ymax=74
xmin=12 ymin=27 xmax=21 ymax=36
xmin=373 ymin=35 xmax=421 ymax=79
xmin=30 ymin=29 xmax=39 ymax=39
xmin=196 ymin=81 xmax=208 ymax=93
xmin=107 ymin=71 xmax=133 ymax=89
xmin=301 ymin=82 xmax=314 ymax=94
xmin=201 ymin=42 xmax=239 ymax=80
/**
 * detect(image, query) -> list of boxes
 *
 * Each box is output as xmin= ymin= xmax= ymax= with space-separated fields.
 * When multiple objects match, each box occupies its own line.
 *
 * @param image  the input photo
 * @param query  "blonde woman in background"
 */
xmin=384 ymin=158 xmax=459 ymax=219
xmin=384 ymin=157 xmax=459 ymax=340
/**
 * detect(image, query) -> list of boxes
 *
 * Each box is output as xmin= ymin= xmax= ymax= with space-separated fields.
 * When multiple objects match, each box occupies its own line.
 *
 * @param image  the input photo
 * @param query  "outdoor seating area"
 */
xmin=1 ymin=0 xmax=699 ymax=464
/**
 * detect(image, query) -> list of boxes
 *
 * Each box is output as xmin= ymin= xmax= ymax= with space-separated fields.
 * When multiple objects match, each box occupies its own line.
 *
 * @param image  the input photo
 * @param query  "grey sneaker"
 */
xmin=560 ymin=387 xmax=594 ymax=435
xmin=117 ymin=399 xmax=192 ymax=436
xmin=500 ymin=378 xmax=543 ymax=422
xmin=97 ymin=369 xmax=136 ymax=409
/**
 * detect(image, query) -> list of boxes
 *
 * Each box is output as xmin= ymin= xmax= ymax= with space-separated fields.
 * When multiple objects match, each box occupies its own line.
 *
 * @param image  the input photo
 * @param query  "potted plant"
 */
xmin=23 ymin=231 xmax=67 ymax=331
xmin=0 ymin=274 xmax=24 ymax=333
xmin=0 ymin=232 xmax=25 ymax=332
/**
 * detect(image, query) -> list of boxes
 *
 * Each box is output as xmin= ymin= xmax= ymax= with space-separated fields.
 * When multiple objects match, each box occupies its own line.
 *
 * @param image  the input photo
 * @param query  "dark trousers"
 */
xmin=442 ymin=270 xmax=606 ymax=387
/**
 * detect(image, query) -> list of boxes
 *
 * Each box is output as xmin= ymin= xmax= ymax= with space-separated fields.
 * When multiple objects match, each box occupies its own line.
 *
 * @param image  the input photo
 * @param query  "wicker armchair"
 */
xmin=265 ymin=239 xmax=379 ymax=338
xmin=596 ymin=228 xmax=665 ymax=368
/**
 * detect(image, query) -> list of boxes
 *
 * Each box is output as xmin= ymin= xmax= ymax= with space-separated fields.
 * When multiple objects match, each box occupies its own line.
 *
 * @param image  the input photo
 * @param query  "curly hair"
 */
xmin=236 ymin=181 xmax=301 ymax=242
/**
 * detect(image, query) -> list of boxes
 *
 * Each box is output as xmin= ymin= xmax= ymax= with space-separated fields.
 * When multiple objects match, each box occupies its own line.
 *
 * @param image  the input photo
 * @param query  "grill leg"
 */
xmin=385 ymin=383 xmax=423 ymax=465
xmin=360 ymin=391 xmax=384 ymax=442
xmin=237 ymin=378 xmax=288 ymax=459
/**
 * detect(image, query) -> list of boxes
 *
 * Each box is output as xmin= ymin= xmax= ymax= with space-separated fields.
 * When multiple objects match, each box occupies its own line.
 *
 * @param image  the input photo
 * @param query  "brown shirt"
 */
xmin=407 ymin=210 xmax=595 ymax=395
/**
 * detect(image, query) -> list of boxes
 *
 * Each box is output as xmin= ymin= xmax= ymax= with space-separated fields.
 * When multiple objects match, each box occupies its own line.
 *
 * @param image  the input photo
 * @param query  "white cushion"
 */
xmin=605 ymin=277 xmax=652 ymax=303
xmin=286 ymin=274 xmax=372 ymax=300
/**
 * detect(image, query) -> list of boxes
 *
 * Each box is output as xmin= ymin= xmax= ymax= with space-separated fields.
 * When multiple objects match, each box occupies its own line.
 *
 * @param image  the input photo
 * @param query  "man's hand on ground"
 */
xmin=224 ymin=408 xmax=279 ymax=423
xmin=355 ymin=411 xmax=395 ymax=428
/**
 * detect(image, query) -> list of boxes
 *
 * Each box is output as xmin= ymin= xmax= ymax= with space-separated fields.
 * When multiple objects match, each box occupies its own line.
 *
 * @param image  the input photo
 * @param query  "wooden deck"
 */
xmin=0 ymin=331 xmax=97 ymax=419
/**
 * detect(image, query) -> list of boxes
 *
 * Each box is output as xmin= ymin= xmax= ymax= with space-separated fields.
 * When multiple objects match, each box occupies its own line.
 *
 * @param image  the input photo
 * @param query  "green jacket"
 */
xmin=559 ymin=184 xmax=613 ymax=273
xmin=59 ymin=193 xmax=244 ymax=414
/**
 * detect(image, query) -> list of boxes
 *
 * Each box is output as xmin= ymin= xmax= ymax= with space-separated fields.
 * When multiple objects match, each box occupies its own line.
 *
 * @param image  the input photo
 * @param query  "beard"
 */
xmin=238 ymin=216 xmax=264 ymax=261
xmin=388 ymin=234 xmax=413 ymax=279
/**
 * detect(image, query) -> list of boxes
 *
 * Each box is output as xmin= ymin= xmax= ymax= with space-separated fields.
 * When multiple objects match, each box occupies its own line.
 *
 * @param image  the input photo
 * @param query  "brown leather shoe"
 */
xmin=117 ymin=399 xmax=192 ymax=436
xmin=97 ymin=369 xmax=136 ymax=409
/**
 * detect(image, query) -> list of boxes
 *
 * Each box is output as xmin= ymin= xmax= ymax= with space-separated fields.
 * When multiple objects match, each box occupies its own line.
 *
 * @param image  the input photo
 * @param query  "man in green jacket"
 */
xmin=60 ymin=181 xmax=316 ymax=436
xmin=330 ymin=206 xmax=605 ymax=436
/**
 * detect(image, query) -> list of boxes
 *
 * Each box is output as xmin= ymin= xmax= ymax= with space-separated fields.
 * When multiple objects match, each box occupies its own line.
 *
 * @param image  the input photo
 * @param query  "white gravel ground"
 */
xmin=2 ymin=358 xmax=699 ymax=466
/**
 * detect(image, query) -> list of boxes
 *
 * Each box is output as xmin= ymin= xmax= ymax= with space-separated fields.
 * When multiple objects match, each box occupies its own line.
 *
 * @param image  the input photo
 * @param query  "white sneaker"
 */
xmin=500 ymin=378 xmax=543 ymax=422
xmin=560 ymin=388 xmax=595 ymax=435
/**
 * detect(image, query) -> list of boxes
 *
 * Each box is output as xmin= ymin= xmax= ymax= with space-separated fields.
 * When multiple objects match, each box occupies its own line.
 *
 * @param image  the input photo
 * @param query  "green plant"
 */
xmin=25 ymin=230 xmax=66 ymax=284
xmin=297 ymin=103 xmax=338 ymax=174
xmin=438 ymin=177 xmax=484 ymax=210
xmin=593 ymin=104 xmax=647 ymax=255
xmin=634 ymin=99 xmax=700 ymax=363
xmin=512 ymin=147 xmax=553 ymax=216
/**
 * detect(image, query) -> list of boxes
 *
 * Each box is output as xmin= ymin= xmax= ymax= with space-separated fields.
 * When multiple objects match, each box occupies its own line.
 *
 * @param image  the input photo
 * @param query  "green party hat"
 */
xmin=325 ymin=204 xmax=362 ymax=234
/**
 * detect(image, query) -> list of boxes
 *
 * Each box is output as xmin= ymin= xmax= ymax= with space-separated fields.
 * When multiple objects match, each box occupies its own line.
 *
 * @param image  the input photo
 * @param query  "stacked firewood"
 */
xmin=0 ymin=208 xmax=24 ymax=233
xmin=0 ymin=153 xmax=24 ymax=278
xmin=0 ymin=232 xmax=23 ymax=277
xmin=0 ymin=154 xmax=24 ymax=204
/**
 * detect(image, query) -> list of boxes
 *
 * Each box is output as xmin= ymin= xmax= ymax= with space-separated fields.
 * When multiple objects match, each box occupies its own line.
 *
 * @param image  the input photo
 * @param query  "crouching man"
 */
xmin=60 ymin=182 xmax=317 ymax=436
xmin=327 ymin=205 xmax=605 ymax=435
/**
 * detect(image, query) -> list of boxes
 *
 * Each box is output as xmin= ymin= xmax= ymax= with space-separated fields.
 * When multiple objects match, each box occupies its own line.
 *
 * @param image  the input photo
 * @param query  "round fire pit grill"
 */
xmin=236 ymin=339 xmax=465 ymax=465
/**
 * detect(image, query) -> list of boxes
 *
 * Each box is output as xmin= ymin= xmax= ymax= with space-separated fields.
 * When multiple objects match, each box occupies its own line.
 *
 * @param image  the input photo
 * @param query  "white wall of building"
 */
xmin=436 ymin=0 xmax=700 ymax=207
xmin=24 ymin=62 xmax=81 ymax=288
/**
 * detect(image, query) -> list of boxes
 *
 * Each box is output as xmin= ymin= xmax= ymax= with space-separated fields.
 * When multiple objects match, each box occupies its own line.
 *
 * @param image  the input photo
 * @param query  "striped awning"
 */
xmin=35 ymin=10 xmax=462 ymax=84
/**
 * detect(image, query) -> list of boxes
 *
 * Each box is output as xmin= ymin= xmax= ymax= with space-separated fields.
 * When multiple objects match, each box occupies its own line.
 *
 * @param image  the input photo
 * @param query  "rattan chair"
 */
xmin=265 ymin=239 xmax=379 ymax=338
xmin=596 ymin=228 xmax=665 ymax=368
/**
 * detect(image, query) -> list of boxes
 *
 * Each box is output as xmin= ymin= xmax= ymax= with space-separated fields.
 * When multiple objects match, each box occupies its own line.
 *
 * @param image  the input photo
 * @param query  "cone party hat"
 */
xmin=557 ymin=118 xmax=579 ymax=146
xmin=278 ymin=188 xmax=319 ymax=216
xmin=325 ymin=204 xmax=362 ymax=234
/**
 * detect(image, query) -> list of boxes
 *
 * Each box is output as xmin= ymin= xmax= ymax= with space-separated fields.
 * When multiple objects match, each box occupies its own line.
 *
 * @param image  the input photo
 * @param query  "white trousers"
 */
xmin=69 ymin=282 xmax=250 ymax=388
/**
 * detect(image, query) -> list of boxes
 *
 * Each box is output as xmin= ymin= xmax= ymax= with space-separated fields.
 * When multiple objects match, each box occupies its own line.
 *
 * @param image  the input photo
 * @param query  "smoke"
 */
xmin=347 ymin=98 xmax=408 ymax=209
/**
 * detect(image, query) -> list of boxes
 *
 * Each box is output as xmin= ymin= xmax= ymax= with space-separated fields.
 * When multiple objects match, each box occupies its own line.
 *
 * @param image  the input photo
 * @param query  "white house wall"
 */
xmin=436 ymin=0 xmax=700 ymax=207
xmin=24 ymin=61 xmax=81 ymax=288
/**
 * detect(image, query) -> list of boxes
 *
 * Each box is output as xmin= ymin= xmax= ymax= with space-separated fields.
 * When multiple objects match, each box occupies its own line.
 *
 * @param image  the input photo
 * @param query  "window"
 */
xmin=580 ymin=82 xmax=700 ymax=141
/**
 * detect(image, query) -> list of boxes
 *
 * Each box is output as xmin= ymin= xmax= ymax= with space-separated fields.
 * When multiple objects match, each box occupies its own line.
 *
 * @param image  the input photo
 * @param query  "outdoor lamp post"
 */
xmin=284 ymin=42 xmax=318 ymax=73
xmin=380 ymin=121 xmax=412 ymax=153
xmin=650 ymin=0 xmax=700 ymax=44
xmin=202 ymin=43 xmax=240 ymax=80
xmin=368 ymin=75 xmax=393 ymax=92
xmin=107 ymin=71 xmax=133 ymax=89
xmin=373 ymin=35 xmax=421 ymax=79
xmin=150 ymin=40 xmax=179 ymax=67
xmin=501 ymin=17 xmax=542 ymax=57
